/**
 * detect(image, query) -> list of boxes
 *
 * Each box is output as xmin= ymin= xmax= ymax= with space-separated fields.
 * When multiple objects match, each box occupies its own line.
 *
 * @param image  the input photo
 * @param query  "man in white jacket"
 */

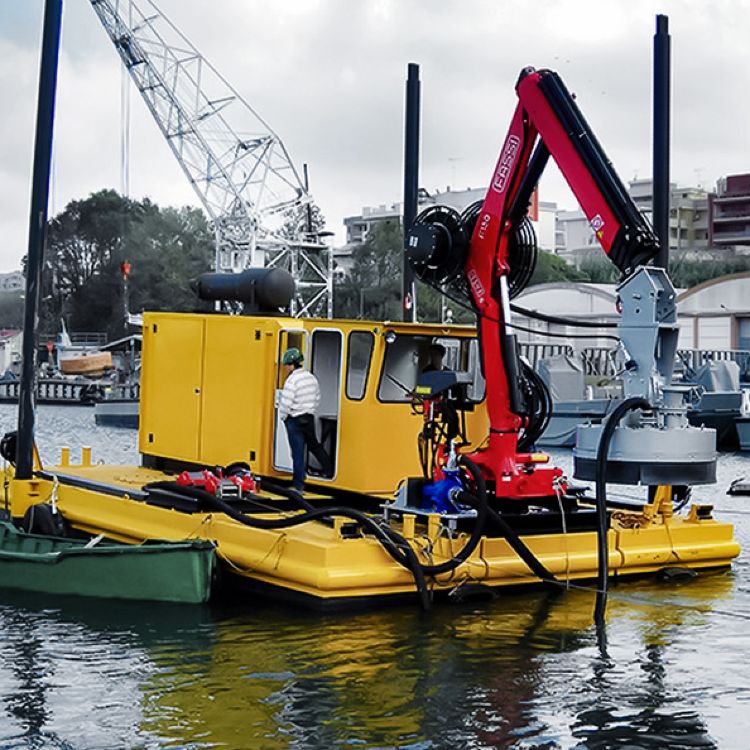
xmin=279 ymin=347 xmax=332 ymax=492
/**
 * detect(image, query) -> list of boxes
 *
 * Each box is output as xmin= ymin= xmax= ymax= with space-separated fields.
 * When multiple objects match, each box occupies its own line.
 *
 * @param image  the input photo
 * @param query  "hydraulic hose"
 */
xmin=264 ymin=466 xmax=489 ymax=579
xmin=258 ymin=478 xmax=317 ymax=512
xmin=146 ymin=470 xmax=490 ymax=603
xmin=145 ymin=480 xmax=433 ymax=608
xmin=593 ymin=396 xmax=650 ymax=626
xmin=510 ymin=303 xmax=618 ymax=329
xmin=146 ymin=453 xmax=554 ymax=606
xmin=460 ymin=455 xmax=557 ymax=585
xmin=517 ymin=362 xmax=552 ymax=452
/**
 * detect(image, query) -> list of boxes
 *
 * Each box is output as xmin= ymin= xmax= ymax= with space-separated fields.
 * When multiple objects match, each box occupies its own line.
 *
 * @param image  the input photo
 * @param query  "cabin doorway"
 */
xmin=273 ymin=329 xmax=307 ymax=472
xmin=272 ymin=328 xmax=342 ymax=481
xmin=308 ymin=329 xmax=343 ymax=481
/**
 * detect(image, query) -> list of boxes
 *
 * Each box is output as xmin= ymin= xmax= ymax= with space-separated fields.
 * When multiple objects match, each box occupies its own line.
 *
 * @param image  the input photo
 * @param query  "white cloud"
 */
xmin=1 ymin=0 xmax=749 ymax=272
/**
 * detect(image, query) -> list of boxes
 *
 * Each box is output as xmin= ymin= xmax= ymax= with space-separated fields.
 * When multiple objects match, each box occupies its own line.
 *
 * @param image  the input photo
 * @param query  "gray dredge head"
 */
xmin=573 ymin=267 xmax=717 ymax=486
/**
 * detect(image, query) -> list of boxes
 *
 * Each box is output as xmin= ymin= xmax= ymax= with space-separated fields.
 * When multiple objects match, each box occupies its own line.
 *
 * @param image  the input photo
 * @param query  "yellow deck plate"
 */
xmin=6 ymin=464 xmax=740 ymax=604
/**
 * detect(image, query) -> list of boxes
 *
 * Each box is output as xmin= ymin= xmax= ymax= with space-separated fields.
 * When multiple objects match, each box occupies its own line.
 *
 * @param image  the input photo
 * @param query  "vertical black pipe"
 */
xmin=402 ymin=63 xmax=420 ymax=322
xmin=653 ymin=14 xmax=671 ymax=270
xmin=16 ymin=0 xmax=64 ymax=479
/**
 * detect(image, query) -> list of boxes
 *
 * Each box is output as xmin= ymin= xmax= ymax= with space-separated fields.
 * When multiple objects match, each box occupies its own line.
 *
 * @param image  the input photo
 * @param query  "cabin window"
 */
xmin=346 ymin=331 xmax=374 ymax=400
xmin=377 ymin=334 xmax=485 ymax=403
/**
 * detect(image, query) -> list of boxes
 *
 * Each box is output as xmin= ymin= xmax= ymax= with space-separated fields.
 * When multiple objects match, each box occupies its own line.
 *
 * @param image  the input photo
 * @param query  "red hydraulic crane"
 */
xmin=405 ymin=67 xmax=661 ymax=503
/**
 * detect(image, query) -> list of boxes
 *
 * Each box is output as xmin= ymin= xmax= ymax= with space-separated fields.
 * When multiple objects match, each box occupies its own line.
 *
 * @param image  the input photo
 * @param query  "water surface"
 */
xmin=0 ymin=404 xmax=749 ymax=749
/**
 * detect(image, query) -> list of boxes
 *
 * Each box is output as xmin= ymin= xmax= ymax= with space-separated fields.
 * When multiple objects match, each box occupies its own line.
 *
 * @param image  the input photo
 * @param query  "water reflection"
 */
xmin=0 ymin=569 xmax=741 ymax=749
xmin=0 ymin=591 xmax=213 ymax=749
xmin=134 ymin=572 xmax=734 ymax=749
xmin=2 ymin=609 xmax=56 ymax=749
xmin=0 ymin=403 xmax=747 ymax=749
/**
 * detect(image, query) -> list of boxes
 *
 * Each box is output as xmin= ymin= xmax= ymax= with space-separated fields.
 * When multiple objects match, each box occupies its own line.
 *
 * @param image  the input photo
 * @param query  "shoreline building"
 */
xmin=513 ymin=273 xmax=750 ymax=354
xmin=710 ymin=173 xmax=750 ymax=249
xmin=0 ymin=271 xmax=23 ymax=294
xmin=557 ymin=179 xmax=711 ymax=266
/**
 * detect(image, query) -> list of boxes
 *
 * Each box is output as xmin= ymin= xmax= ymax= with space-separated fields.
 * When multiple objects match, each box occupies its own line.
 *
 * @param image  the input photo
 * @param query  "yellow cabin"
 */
xmin=138 ymin=312 xmax=490 ymax=495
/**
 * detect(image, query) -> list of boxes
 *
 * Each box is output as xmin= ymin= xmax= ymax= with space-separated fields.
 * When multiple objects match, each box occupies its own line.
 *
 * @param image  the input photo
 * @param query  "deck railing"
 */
xmin=518 ymin=342 xmax=574 ymax=369
xmin=40 ymin=332 xmax=108 ymax=348
xmin=519 ymin=342 xmax=750 ymax=382
xmin=0 ymin=379 xmax=140 ymax=404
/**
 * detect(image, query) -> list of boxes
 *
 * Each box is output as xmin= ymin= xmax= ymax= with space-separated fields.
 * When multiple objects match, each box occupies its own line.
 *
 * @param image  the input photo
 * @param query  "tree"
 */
xmin=668 ymin=254 xmax=750 ymax=289
xmin=335 ymin=220 xmax=404 ymax=320
xmin=45 ymin=190 xmax=154 ymax=294
xmin=0 ymin=292 xmax=24 ymax=329
xmin=121 ymin=205 xmax=214 ymax=318
xmin=278 ymin=201 xmax=326 ymax=241
xmin=577 ymin=256 xmax=619 ymax=284
xmin=39 ymin=190 xmax=214 ymax=337
xmin=529 ymin=250 xmax=589 ymax=285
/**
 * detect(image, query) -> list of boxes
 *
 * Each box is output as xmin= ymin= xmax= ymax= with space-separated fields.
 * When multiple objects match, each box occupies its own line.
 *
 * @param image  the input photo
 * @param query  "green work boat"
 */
xmin=0 ymin=521 xmax=215 ymax=604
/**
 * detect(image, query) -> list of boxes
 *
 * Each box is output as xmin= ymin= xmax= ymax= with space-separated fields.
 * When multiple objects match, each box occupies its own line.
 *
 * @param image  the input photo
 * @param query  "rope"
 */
xmin=553 ymin=475 xmax=570 ymax=588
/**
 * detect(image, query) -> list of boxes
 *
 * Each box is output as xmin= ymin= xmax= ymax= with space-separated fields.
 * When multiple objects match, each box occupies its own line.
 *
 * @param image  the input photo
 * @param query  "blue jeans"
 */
xmin=284 ymin=414 xmax=331 ymax=490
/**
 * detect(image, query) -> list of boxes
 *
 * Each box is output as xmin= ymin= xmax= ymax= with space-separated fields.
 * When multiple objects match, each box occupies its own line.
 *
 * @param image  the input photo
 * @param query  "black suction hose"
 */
xmin=258 ymin=478 xmax=318 ymax=513
xmin=146 ymin=454 xmax=554 ymax=606
xmin=145 ymin=480 xmax=434 ymax=608
xmin=459 ymin=456 xmax=557 ymax=585
xmin=593 ymin=397 xmax=650 ymax=626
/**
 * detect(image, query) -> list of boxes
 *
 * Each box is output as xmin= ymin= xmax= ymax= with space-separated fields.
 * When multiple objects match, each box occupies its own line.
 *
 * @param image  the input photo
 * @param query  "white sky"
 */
xmin=1 ymin=0 xmax=749 ymax=272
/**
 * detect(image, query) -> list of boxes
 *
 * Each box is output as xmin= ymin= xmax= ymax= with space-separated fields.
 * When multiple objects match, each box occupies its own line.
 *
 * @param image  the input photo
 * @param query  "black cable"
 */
xmin=510 ymin=302 xmax=618 ymax=329
xmin=257 ymin=478 xmax=317 ymax=512
xmin=416 ymin=254 xmax=619 ymax=335
xmin=145 ymin=480 xmax=430 ymax=609
xmin=593 ymin=397 xmax=650 ymax=627
xmin=506 ymin=320 xmax=621 ymax=342
xmin=517 ymin=361 xmax=552 ymax=452
xmin=419 ymin=275 xmax=620 ymax=343
xmin=145 ymin=476 xmax=491 ymax=605
xmin=460 ymin=455 xmax=557 ymax=584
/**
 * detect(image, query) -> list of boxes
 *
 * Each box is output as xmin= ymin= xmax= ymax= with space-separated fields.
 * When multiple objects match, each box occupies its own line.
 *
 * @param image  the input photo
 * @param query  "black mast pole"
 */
xmin=16 ymin=0 xmax=64 ymax=479
xmin=653 ymin=14 xmax=671 ymax=270
xmin=402 ymin=62 xmax=420 ymax=322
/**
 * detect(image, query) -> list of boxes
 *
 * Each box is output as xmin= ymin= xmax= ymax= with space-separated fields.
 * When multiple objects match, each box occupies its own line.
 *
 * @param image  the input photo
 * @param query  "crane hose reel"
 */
xmin=405 ymin=201 xmax=538 ymax=301
xmin=405 ymin=205 xmax=469 ymax=288
xmin=460 ymin=200 xmax=538 ymax=299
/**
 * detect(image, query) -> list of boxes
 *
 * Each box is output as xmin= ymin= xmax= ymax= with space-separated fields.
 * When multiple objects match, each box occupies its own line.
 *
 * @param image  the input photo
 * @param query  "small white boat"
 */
xmin=59 ymin=351 xmax=113 ymax=377
xmin=55 ymin=321 xmax=113 ymax=377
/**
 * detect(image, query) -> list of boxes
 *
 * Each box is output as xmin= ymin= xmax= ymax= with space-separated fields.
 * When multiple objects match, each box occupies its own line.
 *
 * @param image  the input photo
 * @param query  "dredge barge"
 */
xmin=4 ymin=305 xmax=738 ymax=606
xmin=4 ymin=28 xmax=739 ymax=609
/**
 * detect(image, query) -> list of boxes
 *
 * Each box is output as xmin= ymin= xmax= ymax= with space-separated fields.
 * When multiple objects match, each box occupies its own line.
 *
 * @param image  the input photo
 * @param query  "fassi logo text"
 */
xmin=491 ymin=135 xmax=521 ymax=194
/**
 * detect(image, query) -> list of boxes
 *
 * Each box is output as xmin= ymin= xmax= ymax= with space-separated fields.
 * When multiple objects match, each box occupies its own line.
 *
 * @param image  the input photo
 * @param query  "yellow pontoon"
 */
xmin=3 ymin=311 xmax=739 ymax=608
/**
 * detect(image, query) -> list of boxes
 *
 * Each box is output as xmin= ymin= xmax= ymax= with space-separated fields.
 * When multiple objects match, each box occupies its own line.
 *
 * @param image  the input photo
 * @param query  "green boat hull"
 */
xmin=0 ymin=522 xmax=215 ymax=604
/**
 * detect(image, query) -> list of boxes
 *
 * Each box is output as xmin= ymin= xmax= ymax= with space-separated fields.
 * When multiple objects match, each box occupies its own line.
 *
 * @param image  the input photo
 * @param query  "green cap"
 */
xmin=282 ymin=347 xmax=303 ymax=365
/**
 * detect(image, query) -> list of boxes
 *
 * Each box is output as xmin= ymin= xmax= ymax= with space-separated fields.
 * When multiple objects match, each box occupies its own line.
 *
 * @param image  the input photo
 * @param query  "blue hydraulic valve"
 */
xmin=420 ymin=443 xmax=467 ymax=514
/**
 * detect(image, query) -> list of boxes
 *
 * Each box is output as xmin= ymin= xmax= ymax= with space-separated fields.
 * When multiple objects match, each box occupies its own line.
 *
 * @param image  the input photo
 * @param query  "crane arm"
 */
xmin=468 ymin=67 xmax=658 ymax=317
xmin=405 ymin=66 xmax=660 ymax=498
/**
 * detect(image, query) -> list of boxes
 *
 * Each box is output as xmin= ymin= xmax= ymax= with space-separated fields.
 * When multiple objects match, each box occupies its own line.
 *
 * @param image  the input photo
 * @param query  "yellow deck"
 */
xmin=6 ymin=460 xmax=740 ymax=605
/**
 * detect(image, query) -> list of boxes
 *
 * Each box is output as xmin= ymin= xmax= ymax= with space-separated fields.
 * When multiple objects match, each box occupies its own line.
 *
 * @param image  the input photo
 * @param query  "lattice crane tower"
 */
xmin=89 ymin=0 xmax=333 ymax=317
